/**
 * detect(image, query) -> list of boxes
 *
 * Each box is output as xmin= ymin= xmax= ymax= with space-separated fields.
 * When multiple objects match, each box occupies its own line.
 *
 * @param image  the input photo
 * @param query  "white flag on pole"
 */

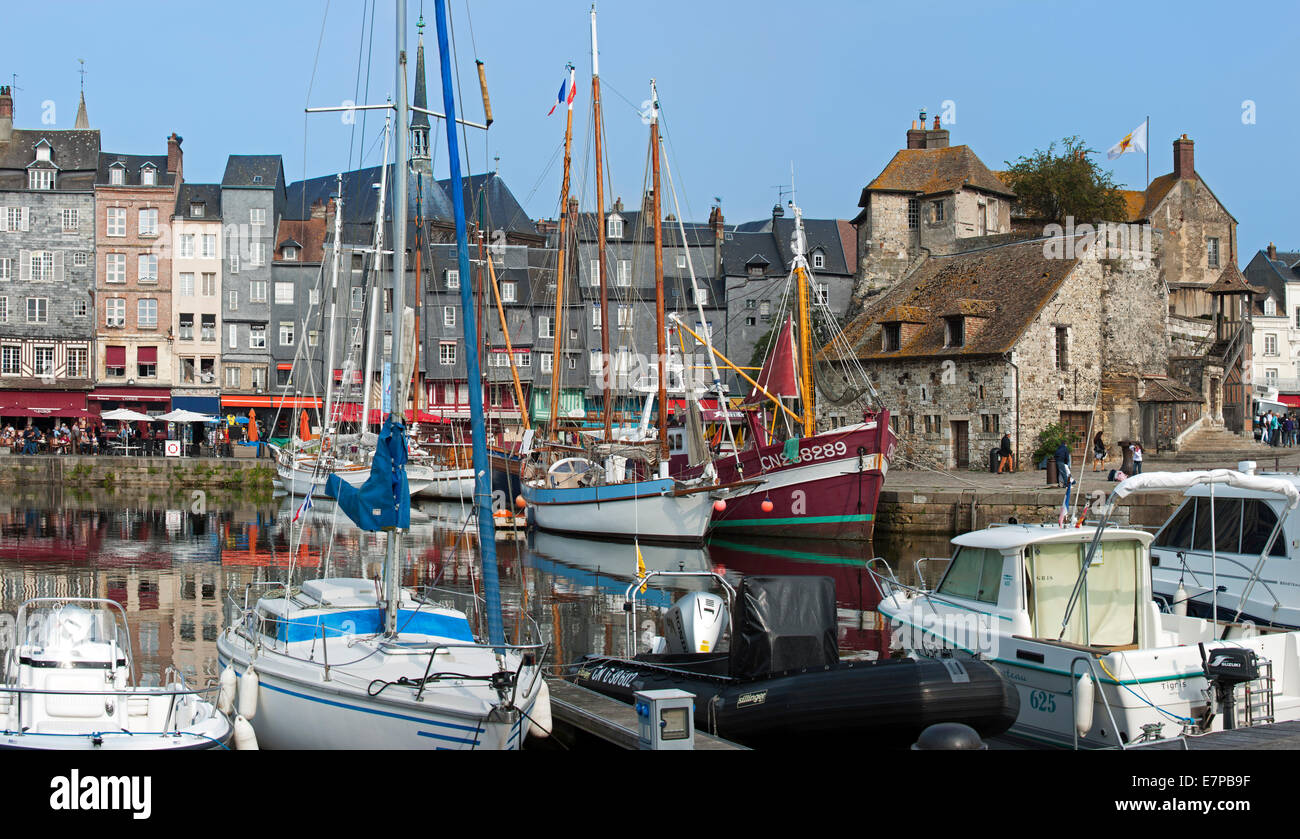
xmin=1107 ymin=119 xmax=1148 ymax=160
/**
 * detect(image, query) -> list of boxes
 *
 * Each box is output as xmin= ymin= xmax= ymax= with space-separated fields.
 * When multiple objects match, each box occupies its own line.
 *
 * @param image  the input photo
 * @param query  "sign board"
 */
xmin=165 ymin=440 xmax=182 ymax=457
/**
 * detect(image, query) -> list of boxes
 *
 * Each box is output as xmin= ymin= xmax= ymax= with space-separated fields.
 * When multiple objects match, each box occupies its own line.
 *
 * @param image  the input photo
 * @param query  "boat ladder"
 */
xmin=1240 ymin=659 xmax=1276 ymax=727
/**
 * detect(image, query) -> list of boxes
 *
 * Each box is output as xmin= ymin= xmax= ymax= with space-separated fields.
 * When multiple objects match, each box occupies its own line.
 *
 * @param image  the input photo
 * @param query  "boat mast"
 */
xmin=548 ymin=64 xmax=576 ymax=440
xmin=792 ymin=202 xmax=815 ymax=437
xmin=485 ymin=240 xmax=529 ymax=431
xmin=384 ymin=1 xmax=411 ymax=637
xmin=650 ymin=79 xmax=667 ymax=464
xmin=592 ymin=7 xmax=612 ymax=441
xmin=362 ymin=112 xmax=392 ymax=431
xmin=433 ymin=0 xmax=504 ymax=648
xmin=323 ymin=173 xmax=343 ymax=424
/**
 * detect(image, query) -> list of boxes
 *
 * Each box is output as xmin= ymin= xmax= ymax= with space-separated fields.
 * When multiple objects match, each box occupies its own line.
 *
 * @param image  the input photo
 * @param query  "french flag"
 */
xmin=547 ymin=67 xmax=576 ymax=116
xmin=293 ymin=490 xmax=314 ymax=523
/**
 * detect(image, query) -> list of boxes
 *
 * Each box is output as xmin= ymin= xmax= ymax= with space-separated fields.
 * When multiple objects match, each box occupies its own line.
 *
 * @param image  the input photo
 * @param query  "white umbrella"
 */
xmin=158 ymin=409 xmax=218 ymax=423
xmin=100 ymin=409 xmax=154 ymax=422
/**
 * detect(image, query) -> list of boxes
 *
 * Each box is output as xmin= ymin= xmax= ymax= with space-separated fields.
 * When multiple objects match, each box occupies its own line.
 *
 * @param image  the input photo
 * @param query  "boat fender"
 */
xmin=233 ymin=715 xmax=259 ymax=750
xmin=217 ymin=665 xmax=237 ymax=715
xmin=239 ymin=666 xmax=259 ymax=720
xmin=1075 ymin=672 xmax=1095 ymax=737
xmin=1173 ymin=584 xmax=1188 ymax=618
xmin=528 ymin=680 xmax=552 ymax=739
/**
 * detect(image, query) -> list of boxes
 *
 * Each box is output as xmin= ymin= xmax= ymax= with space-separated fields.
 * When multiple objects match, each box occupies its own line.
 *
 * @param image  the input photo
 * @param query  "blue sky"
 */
xmin=7 ymin=0 xmax=1298 ymax=255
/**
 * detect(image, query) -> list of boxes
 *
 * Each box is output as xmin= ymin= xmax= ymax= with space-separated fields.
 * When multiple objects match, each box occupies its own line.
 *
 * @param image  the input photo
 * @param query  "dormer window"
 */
xmin=812 ymin=250 xmax=825 ymax=270
xmin=607 ymin=214 xmax=623 ymax=239
xmin=109 ymin=165 xmax=125 ymax=186
xmin=944 ymin=316 xmax=965 ymax=348
xmin=191 ymin=202 xmax=205 ymax=218
xmin=931 ymin=200 xmax=945 ymax=223
xmin=252 ymin=175 xmax=263 ymax=184
xmin=28 ymin=169 xmax=54 ymax=190
xmin=140 ymin=165 xmax=157 ymax=186
xmin=283 ymin=246 xmax=298 ymax=261
xmin=1265 ymin=298 xmax=1277 ymax=317
xmin=35 ymin=142 xmax=51 ymax=162
xmin=749 ymin=265 xmax=763 ymax=278
xmin=883 ymin=322 xmax=902 ymax=352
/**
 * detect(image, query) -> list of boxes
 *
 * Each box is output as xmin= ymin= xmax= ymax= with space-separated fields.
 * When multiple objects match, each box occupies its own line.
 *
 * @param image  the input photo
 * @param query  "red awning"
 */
xmin=221 ymin=395 xmax=322 ymax=410
xmin=89 ymin=387 xmax=171 ymax=402
xmin=1279 ymin=395 xmax=1300 ymax=407
xmin=329 ymin=404 xmax=443 ymax=424
xmin=276 ymin=363 xmax=293 ymax=371
xmin=105 ymin=346 xmax=126 ymax=367
xmin=667 ymin=398 xmax=719 ymax=415
xmin=137 ymin=346 xmax=158 ymax=364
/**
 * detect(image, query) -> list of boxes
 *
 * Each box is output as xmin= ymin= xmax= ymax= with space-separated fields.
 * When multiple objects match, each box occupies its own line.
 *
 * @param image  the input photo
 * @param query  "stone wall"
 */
xmin=0 ymin=453 xmax=274 ymax=489
xmin=1152 ymin=177 xmax=1236 ymax=318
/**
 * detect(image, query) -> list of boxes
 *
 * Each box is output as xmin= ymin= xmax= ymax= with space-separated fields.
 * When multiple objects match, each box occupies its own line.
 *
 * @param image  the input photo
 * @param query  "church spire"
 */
xmin=74 ymin=59 xmax=89 ymax=129
xmin=411 ymin=15 xmax=430 ymax=164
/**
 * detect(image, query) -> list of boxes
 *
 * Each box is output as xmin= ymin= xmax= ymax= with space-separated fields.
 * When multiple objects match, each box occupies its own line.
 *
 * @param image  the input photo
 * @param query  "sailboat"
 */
xmin=521 ymin=20 xmax=742 ymax=544
xmin=672 ymin=203 xmax=895 ymax=541
xmin=216 ymin=0 xmax=550 ymax=750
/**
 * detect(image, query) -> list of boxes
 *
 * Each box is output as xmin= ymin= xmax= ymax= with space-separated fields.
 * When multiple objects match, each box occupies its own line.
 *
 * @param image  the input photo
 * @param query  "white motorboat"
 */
xmin=273 ymin=446 xmax=434 ymax=498
xmin=1149 ymin=463 xmax=1300 ymax=628
xmin=2 ymin=598 xmax=232 ymax=750
xmin=872 ymin=470 xmax=1300 ymax=749
xmin=412 ymin=465 xmax=476 ymax=500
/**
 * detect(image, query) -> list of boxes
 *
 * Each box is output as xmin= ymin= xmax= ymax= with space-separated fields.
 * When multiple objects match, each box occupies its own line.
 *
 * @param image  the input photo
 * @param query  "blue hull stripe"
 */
xmin=257 ymin=675 xmax=485 ymax=737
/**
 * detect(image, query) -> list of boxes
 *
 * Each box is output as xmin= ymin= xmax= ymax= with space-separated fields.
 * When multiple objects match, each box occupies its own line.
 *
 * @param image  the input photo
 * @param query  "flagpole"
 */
xmin=1145 ymin=115 xmax=1150 ymax=191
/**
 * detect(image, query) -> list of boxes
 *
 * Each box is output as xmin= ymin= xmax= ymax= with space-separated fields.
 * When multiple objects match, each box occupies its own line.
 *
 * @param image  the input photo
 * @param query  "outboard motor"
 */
xmin=1200 ymin=643 xmax=1260 ymax=730
xmin=663 ymin=591 xmax=728 ymax=654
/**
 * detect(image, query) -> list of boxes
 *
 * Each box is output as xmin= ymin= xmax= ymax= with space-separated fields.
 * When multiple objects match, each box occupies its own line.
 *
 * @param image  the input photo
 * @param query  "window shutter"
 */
xmin=0 ymin=208 xmax=7 ymax=232
xmin=18 ymin=250 xmax=30 ymax=281
xmin=20 ymin=208 xmax=29 ymax=232
xmin=53 ymin=252 xmax=64 ymax=282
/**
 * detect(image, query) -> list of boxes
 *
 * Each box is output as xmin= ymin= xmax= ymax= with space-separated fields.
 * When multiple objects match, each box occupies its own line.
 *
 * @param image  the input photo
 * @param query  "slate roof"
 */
xmin=569 ymin=208 xmax=717 ymax=248
xmin=720 ymin=216 xmax=854 ymax=278
xmin=97 ymin=152 xmax=175 ymax=186
xmin=174 ymin=183 xmax=223 ymax=219
xmin=840 ymin=237 xmax=1081 ymax=361
xmin=222 ymin=155 xmax=284 ymax=188
xmin=1244 ymin=250 xmax=1300 ymax=314
xmin=860 ymin=145 xmax=1015 ymax=202
xmin=0 ymin=129 xmax=100 ymax=190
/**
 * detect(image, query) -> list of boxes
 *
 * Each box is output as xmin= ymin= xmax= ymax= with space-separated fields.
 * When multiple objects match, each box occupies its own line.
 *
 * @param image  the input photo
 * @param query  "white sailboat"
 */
xmin=216 ymin=0 xmax=551 ymax=750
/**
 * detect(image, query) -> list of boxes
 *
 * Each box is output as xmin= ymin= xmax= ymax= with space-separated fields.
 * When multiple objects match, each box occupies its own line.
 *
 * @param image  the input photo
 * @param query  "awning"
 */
xmin=90 ymin=387 xmax=171 ymax=403
xmin=276 ymin=363 xmax=293 ymax=371
xmin=105 ymin=346 xmax=126 ymax=367
xmin=1279 ymin=395 xmax=1300 ymax=408
xmin=220 ymin=395 xmax=322 ymax=410
xmin=329 ymin=404 xmax=442 ymax=424
xmin=0 ymin=390 xmax=88 ymax=413
xmin=667 ymin=398 xmax=719 ymax=415
xmin=137 ymin=346 xmax=158 ymax=364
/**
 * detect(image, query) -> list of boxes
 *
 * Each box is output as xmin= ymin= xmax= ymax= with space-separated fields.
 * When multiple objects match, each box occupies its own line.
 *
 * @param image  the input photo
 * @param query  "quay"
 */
xmin=0 ymin=453 xmax=275 ymax=489
xmin=543 ymin=678 xmax=747 ymax=750
xmin=1142 ymin=720 xmax=1300 ymax=750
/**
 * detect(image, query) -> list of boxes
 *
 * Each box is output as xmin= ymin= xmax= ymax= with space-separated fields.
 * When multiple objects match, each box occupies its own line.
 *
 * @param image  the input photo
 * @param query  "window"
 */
xmin=308 ymin=330 xmax=319 ymax=347
xmin=3 ymin=207 xmax=27 ymax=232
xmin=1054 ymin=326 xmax=1070 ymax=371
xmin=883 ymin=322 xmax=901 ymax=352
xmin=106 ymin=207 xmax=126 ymax=236
xmin=225 ymin=366 xmax=241 ymax=388
xmin=202 ymin=273 xmax=215 ymax=296
xmin=608 ymin=215 xmax=623 ymax=238
xmin=73 ymin=252 xmax=87 ymax=267
xmin=250 ymin=282 xmax=267 ymax=303
xmin=250 ymin=208 xmax=266 ymax=227
xmin=28 ymin=169 xmax=54 ymax=190
xmin=105 ymin=298 xmax=126 ymax=327
xmin=540 ymin=353 xmax=553 ymax=373
xmin=179 ymin=315 xmax=194 ymax=341
xmin=0 ymin=258 xmax=9 ymax=281
xmin=501 ymin=281 xmax=516 ymax=302
xmin=1265 ymin=298 xmax=1277 ymax=316
xmin=945 ymin=316 xmax=965 ymax=348
xmin=981 ymin=414 xmax=1000 ymax=433
xmin=251 ymin=367 xmax=267 ymax=389
xmin=282 ymin=246 xmax=297 ymax=261
xmin=179 ymin=272 xmax=195 ymax=296
xmin=73 ymin=300 xmax=87 ymax=318
xmin=931 ymin=200 xmax=945 ymax=223
xmin=138 ymin=208 xmax=158 ymax=236
xmin=439 ymin=341 xmax=456 ymax=365
xmin=568 ymin=356 xmax=577 ymax=370
xmin=515 ymin=351 xmax=530 ymax=367
xmin=106 ymin=253 xmax=126 ymax=283
xmin=351 ymin=287 xmax=364 ymax=310
xmin=444 ymin=306 xmax=456 ymax=328
xmin=179 ymin=234 xmax=195 ymax=258
xmin=383 ymin=289 xmax=393 ymax=313
xmin=228 ymin=324 xmax=238 ymax=349
xmin=26 ymin=297 xmax=47 ymax=324
xmin=138 ymin=358 xmax=156 ymax=379
xmin=228 ymin=290 xmax=238 ymax=311
xmin=1266 ymin=368 xmax=1279 ymax=386
xmin=1207 ymin=237 xmax=1220 ymax=269
xmin=1264 ymin=334 xmax=1278 ymax=356
xmin=229 ymin=248 xmax=240 ymax=274
xmin=907 ymin=199 xmax=919 ymax=230
xmin=617 ymin=260 xmax=631 ymax=287
xmin=538 ymin=316 xmax=553 ymax=339
xmin=140 ymin=167 xmax=156 ymax=186
xmin=759 ymin=300 xmax=771 ymax=318
xmin=692 ymin=286 xmax=709 ymax=306
xmin=33 ymin=347 xmax=54 ymax=377
xmin=276 ymin=367 xmax=292 ymax=387
xmin=745 ymin=316 xmax=756 ymax=326
xmin=617 ymin=305 xmax=633 ymax=329
xmin=589 ymin=349 xmax=602 ymax=376
xmin=0 ymin=297 xmax=6 ymax=322
xmin=250 ymin=326 xmax=266 ymax=349
xmin=61 ymin=209 xmax=79 ymax=232
xmin=109 ymin=167 xmax=125 ymax=186
xmin=27 ymin=251 xmax=55 ymax=281
xmin=1 ymin=346 xmax=19 ymax=375
xmin=812 ymin=251 xmax=825 ymax=269
xmin=138 ymin=254 xmax=158 ymax=284
xmin=446 ymin=269 xmax=459 ymax=290
xmin=279 ymin=322 xmax=294 ymax=346
xmin=275 ymin=282 xmax=293 ymax=304
xmin=201 ymin=314 xmax=215 ymax=342
xmin=591 ymin=305 xmax=601 ymax=328
xmin=191 ymin=203 xmax=205 ymax=218
xmin=137 ymin=298 xmax=158 ymax=329
xmin=105 ymin=346 xmax=126 ymax=377
xmin=249 ymin=243 xmax=265 ymax=267
xmin=201 ymin=234 xmax=216 ymax=259
xmin=67 ymin=348 xmax=87 ymax=379
xmin=815 ymin=283 xmax=829 ymax=306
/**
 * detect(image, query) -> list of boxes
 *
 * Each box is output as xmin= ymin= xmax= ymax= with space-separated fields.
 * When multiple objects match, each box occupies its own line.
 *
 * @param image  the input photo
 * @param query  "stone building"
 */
xmin=170 ymin=183 xmax=223 ymax=416
xmin=849 ymin=114 xmax=1015 ymax=305
xmin=93 ymin=134 xmax=183 ymax=415
xmin=0 ymin=84 xmax=99 ymax=416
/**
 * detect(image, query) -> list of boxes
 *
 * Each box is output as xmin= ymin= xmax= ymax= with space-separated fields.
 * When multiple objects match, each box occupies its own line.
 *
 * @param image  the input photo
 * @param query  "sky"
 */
xmin=7 ymin=0 xmax=1298 ymax=256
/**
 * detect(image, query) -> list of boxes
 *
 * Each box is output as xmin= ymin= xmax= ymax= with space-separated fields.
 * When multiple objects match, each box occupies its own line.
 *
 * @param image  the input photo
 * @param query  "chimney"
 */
xmin=167 ymin=133 xmax=184 ymax=180
xmin=0 ymin=86 xmax=13 ymax=143
xmin=708 ymin=205 xmax=724 ymax=241
xmin=925 ymin=114 xmax=950 ymax=149
xmin=772 ymin=202 xmax=785 ymax=220
xmin=311 ymin=198 xmax=328 ymax=220
xmin=1173 ymin=134 xmax=1194 ymax=180
xmin=906 ymin=119 xmax=927 ymax=150
xmin=612 ymin=196 xmax=623 ymax=213
xmin=1268 ymin=242 xmax=1278 ymax=261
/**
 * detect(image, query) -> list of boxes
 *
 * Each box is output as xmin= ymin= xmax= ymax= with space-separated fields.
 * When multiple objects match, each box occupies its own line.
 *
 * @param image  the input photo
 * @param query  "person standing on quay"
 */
xmin=997 ymin=432 xmax=1014 ymax=473
xmin=1054 ymin=440 xmax=1072 ymax=488
xmin=1131 ymin=441 xmax=1144 ymax=475
xmin=1092 ymin=432 xmax=1106 ymax=471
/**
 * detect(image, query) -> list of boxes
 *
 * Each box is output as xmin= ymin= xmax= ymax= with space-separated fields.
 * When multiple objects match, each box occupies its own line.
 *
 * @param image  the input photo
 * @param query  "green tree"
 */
xmin=1002 ymin=137 xmax=1126 ymax=224
xmin=1032 ymin=422 xmax=1081 ymax=465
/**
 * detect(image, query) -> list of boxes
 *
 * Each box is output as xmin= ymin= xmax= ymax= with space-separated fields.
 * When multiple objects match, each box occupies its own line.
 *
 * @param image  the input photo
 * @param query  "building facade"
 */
xmin=170 ymin=183 xmax=222 ymax=415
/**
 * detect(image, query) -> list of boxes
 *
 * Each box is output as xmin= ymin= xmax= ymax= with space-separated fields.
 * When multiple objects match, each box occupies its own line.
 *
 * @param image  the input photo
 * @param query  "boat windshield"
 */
xmin=22 ymin=602 xmax=127 ymax=654
xmin=937 ymin=546 xmax=1003 ymax=605
xmin=1026 ymin=540 xmax=1141 ymax=647
xmin=1153 ymin=497 xmax=1286 ymax=557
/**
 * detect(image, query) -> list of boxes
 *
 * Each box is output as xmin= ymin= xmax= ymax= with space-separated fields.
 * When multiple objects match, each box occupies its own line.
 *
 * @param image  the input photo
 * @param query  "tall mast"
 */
xmin=323 ymin=173 xmax=343 ymax=421
xmin=433 ymin=0 xmax=504 ymax=648
xmin=548 ymin=65 xmax=575 ymax=439
xmin=384 ymin=0 xmax=411 ymax=637
xmin=592 ymin=7 xmax=612 ymax=441
xmin=412 ymin=172 xmax=424 ymax=411
xmin=792 ymin=203 xmax=815 ymax=437
xmin=362 ymin=113 xmax=392 ymax=431
xmin=650 ymin=79 xmax=667 ymax=463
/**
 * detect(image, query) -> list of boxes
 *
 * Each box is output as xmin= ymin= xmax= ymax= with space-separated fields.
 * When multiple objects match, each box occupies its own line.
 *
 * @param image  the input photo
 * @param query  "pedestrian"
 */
xmin=1272 ymin=412 xmax=1282 ymax=448
xmin=1130 ymin=441 xmax=1144 ymax=475
xmin=998 ymin=432 xmax=1014 ymax=473
xmin=1092 ymin=432 xmax=1106 ymax=472
xmin=1054 ymin=440 xmax=1072 ymax=488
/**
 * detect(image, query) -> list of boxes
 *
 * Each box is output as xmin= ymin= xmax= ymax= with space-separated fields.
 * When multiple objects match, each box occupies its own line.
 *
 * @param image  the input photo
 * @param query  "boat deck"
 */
xmin=542 ymin=678 xmax=746 ymax=750
xmin=1140 ymin=719 xmax=1300 ymax=750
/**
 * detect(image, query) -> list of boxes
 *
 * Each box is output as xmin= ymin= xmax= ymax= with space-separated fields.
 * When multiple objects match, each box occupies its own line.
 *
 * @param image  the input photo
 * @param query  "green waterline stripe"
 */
xmin=705 ymin=537 xmax=867 ymax=567
xmin=711 ymin=513 xmax=874 ymax=528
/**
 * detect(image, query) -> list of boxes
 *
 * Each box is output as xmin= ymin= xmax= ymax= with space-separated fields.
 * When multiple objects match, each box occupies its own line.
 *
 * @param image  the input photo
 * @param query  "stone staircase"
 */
xmin=1156 ymin=424 xmax=1276 ymax=465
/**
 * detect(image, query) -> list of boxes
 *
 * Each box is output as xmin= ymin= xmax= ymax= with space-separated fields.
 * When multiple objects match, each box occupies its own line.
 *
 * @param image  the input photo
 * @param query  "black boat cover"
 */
xmin=731 ymin=576 xmax=837 ymax=679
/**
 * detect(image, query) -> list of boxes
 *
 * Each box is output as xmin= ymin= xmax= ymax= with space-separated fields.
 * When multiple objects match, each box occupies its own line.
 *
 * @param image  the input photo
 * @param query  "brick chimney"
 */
xmin=708 ymin=204 xmax=724 ymax=242
xmin=925 ymin=114 xmax=950 ymax=149
xmin=310 ymin=198 xmax=328 ymax=220
xmin=1268 ymin=242 xmax=1278 ymax=261
xmin=906 ymin=119 xmax=927 ymax=150
xmin=906 ymin=110 xmax=949 ymax=150
xmin=0 ymin=86 xmax=13 ymax=143
xmin=1173 ymin=134 xmax=1194 ymax=180
xmin=167 ymin=133 xmax=183 ymax=180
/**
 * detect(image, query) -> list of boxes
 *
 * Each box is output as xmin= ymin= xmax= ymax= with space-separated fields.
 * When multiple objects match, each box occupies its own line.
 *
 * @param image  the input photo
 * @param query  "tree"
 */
xmin=1002 ymin=137 xmax=1126 ymax=225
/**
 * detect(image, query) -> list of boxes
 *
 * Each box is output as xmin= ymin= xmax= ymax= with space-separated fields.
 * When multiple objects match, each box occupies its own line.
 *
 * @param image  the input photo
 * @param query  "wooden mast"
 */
xmin=650 ymin=80 xmax=667 ymax=462
xmin=792 ymin=205 xmax=815 ymax=437
xmin=548 ymin=65 xmax=576 ymax=439
xmin=485 ymin=253 xmax=528 ymax=431
xmin=592 ymin=7 xmax=612 ymax=441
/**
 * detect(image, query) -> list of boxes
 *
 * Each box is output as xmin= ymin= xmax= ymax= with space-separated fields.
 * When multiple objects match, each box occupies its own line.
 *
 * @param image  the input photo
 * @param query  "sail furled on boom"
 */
xmin=326 ymin=418 xmax=411 ymax=531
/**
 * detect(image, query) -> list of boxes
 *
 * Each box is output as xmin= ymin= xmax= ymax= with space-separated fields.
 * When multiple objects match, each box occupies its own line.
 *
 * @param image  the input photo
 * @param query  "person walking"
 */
xmin=1130 ymin=441 xmax=1144 ymax=475
xmin=1054 ymin=440 xmax=1072 ymax=488
xmin=997 ymin=432 xmax=1014 ymax=473
xmin=1272 ymin=412 xmax=1282 ymax=448
xmin=1092 ymin=432 xmax=1106 ymax=471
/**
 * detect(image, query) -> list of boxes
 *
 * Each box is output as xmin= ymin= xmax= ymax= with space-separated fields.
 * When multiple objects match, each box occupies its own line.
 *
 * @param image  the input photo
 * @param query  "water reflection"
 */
xmin=0 ymin=488 xmax=959 ymax=697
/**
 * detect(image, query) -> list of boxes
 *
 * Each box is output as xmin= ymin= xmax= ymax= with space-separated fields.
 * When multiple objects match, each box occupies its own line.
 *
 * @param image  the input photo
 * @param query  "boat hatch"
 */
xmin=1026 ymin=540 xmax=1142 ymax=647
xmin=301 ymin=578 xmax=380 ymax=608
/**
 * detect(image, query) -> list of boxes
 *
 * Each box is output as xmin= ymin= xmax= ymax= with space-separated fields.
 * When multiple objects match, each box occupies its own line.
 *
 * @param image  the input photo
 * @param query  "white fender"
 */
xmin=233 ymin=715 xmax=259 ymax=750
xmin=527 ymin=679 xmax=552 ymax=739
xmin=1174 ymin=584 xmax=1188 ymax=618
xmin=238 ymin=666 xmax=259 ymax=720
xmin=217 ymin=665 xmax=236 ymax=715
xmin=1075 ymin=672 xmax=1095 ymax=737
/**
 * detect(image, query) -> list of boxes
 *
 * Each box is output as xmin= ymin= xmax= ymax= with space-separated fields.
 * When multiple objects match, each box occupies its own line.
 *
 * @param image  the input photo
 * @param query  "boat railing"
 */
xmin=865 ymin=559 xmax=965 ymax=623
xmin=2 ymin=670 xmax=221 ymax=736
xmin=412 ymin=585 xmax=545 ymax=647
xmin=1159 ymin=550 xmax=1285 ymax=615
xmin=1067 ymin=655 xmax=1187 ymax=751
xmin=913 ymin=557 xmax=949 ymax=590
xmin=14 ymin=597 xmax=137 ymax=688
xmin=397 ymin=638 xmax=552 ymax=708
xmin=624 ymin=570 xmax=736 ymax=654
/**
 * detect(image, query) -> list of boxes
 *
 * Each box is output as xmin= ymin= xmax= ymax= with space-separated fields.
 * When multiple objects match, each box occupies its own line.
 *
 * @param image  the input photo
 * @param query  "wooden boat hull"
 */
xmin=522 ymin=477 xmax=716 ymax=544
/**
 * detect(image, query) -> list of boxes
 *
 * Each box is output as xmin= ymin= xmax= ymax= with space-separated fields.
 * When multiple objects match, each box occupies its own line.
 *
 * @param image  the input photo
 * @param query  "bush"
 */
xmin=1032 ymin=422 xmax=1080 ymax=465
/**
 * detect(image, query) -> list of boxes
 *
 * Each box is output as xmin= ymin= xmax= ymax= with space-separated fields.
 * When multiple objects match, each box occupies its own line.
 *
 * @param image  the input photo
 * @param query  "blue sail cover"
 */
xmin=325 ymin=418 xmax=411 ymax=531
